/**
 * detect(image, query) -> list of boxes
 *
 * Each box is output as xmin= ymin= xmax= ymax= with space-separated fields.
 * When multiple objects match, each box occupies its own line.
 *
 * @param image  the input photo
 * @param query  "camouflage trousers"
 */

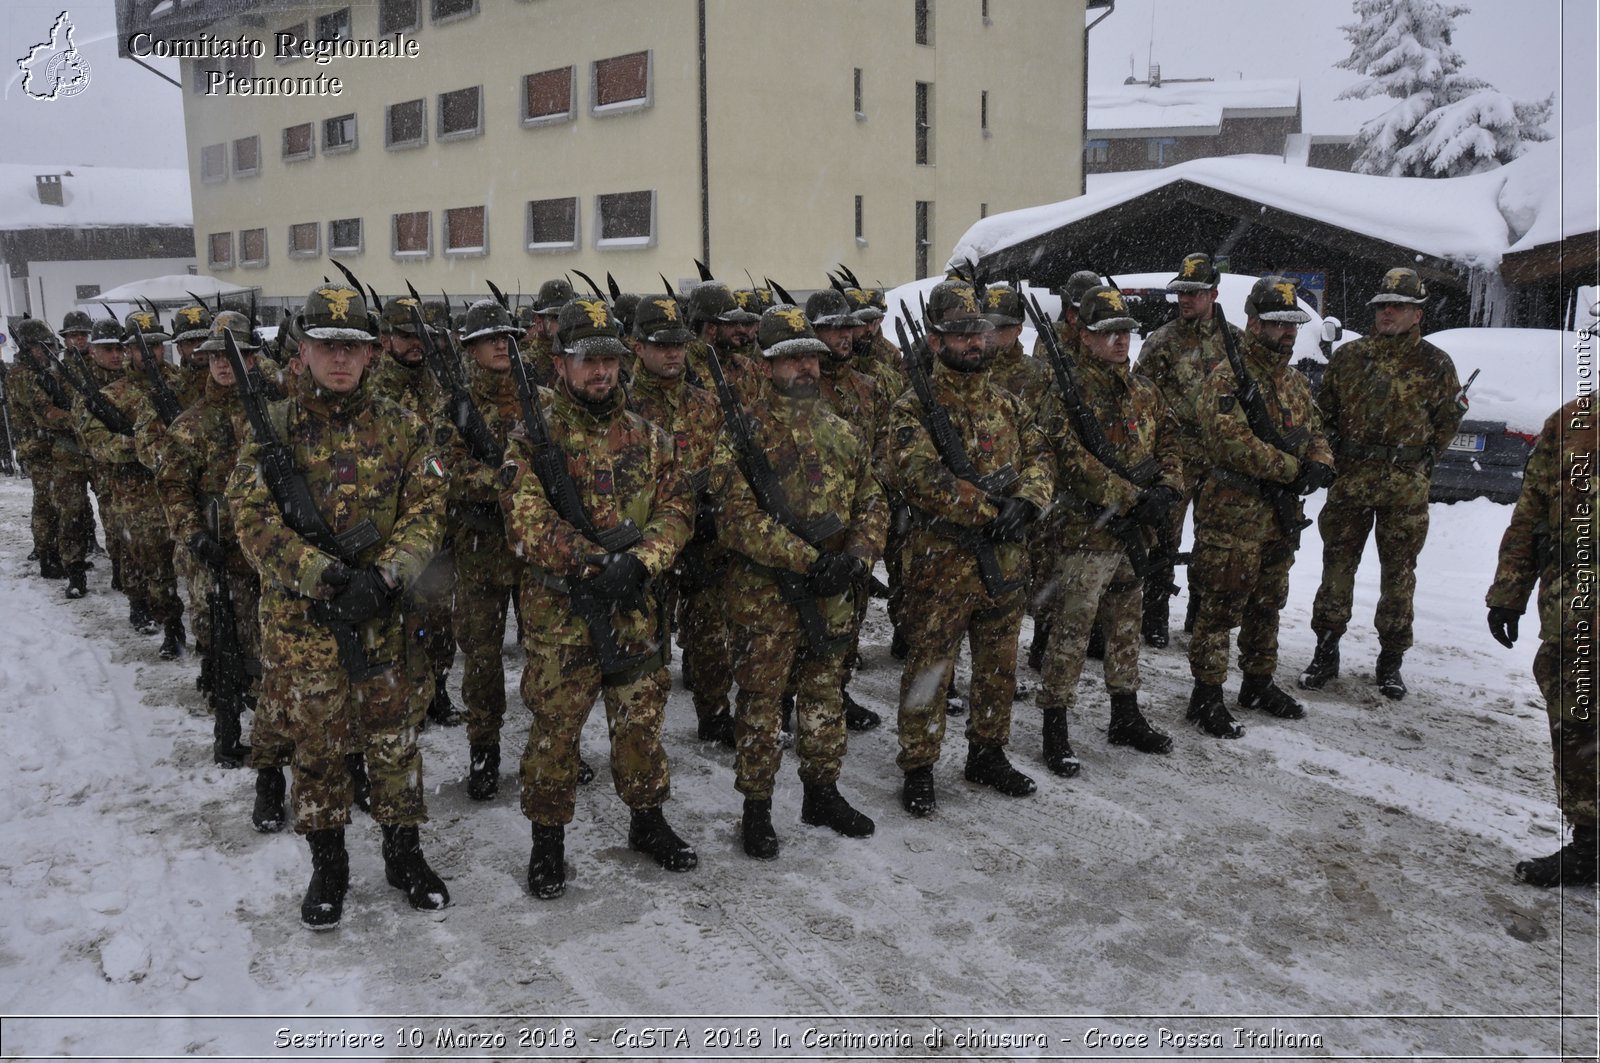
xmin=27 ymin=449 xmax=58 ymax=556
xmin=410 ymin=550 xmax=457 ymax=682
xmin=1146 ymin=462 xmax=1207 ymax=615
xmin=896 ymin=560 xmax=1025 ymax=773
xmin=1534 ymin=640 xmax=1600 ymax=828
xmin=267 ymin=657 xmax=427 ymax=833
xmin=1039 ymin=550 xmax=1142 ymax=713
xmin=105 ymin=467 xmax=181 ymax=623
xmin=884 ymin=507 xmax=911 ymax=636
xmin=1312 ymin=484 xmax=1429 ymax=652
xmin=87 ymin=465 xmax=123 ymax=573
xmin=1188 ymin=533 xmax=1297 ymax=684
xmin=46 ymin=449 xmax=93 ymax=568
xmin=453 ymin=540 xmax=518 ymax=745
xmin=179 ymin=551 xmax=210 ymax=651
xmin=729 ymin=619 xmax=849 ymax=801
xmin=673 ymin=551 xmax=735 ymax=724
xmin=518 ymin=641 xmax=672 ymax=826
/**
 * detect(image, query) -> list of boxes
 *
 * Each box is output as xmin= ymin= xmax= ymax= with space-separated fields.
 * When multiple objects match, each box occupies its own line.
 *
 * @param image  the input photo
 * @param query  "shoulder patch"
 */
xmin=498 ymin=460 xmax=524 ymax=492
xmin=895 ymin=424 xmax=917 ymax=447
xmin=1218 ymin=394 xmax=1236 ymax=414
xmin=435 ymin=425 xmax=454 ymax=446
xmin=423 ymin=454 xmax=447 ymax=479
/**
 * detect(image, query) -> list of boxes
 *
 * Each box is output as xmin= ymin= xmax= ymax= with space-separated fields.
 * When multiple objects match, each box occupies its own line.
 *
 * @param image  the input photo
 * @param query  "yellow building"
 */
xmin=118 ymin=0 xmax=1090 ymax=300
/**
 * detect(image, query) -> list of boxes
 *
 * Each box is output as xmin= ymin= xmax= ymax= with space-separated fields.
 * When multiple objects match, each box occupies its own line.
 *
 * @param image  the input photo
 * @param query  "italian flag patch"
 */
xmin=424 ymin=455 xmax=447 ymax=479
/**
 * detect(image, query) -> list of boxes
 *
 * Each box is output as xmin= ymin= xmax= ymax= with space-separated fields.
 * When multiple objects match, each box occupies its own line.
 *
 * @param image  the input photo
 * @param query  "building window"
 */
xmin=980 ymin=202 xmax=989 ymax=219
xmin=208 ymin=232 xmax=232 ymax=269
xmin=275 ymin=22 xmax=306 ymax=62
xmin=288 ymin=222 xmax=320 ymax=258
xmin=915 ymin=0 xmax=933 ymax=44
xmin=431 ymin=0 xmax=477 ymax=22
xmin=524 ymin=66 xmax=575 ymax=125
xmin=1084 ymin=139 xmax=1110 ymax=164
xmin=329 ymin=217 xmax=363 ymax=254
xmin=527 ymin=197 xmax=579 ymax=251
xmin=282 ymin=122 xmax=314 ymax=161
xmin=915 ymin=81 xmax=933 ymax=165
xmin=1146 ymin=136 xmax=1177 ymax=165
xmin=982 ymin=0 xmax=992 ymax=24
xmin=853 ymin=67 xmax=864 ymax=119
xmin=379 ymin=0 xmax=418 ymax=34
xmin=239 ymin=228 xmax=267 ymax=267
xmin=200 ymin=143 xmax=226 ymax=182
xmin=855 ymin=195 xmax=866 ymax=247
xmin=981 ymin=90 xmax=990 ymax=136
xmin=592 ymin=51 xmax=651 ymax=114
xmin=438 ymin=86 xmax=483 ymax=140
xmin=316 ymin=8 xmax=351 ymax=41
xmin=392 ymin=211 xmax=431 ymax=257
xmin=444 ymin=205 xmax=487 ymax=255
xmin=324 ymin=113 xmax=357 ymax=153
xmin=232 ymin=135 xmax=261 ymax=177
xmin=595 ymin=190 xmax=655 ymax=248
xmin=192 ymin=59 xmax=220 ymax=93
xmin=386 ymin=98 xmax=427 ymax=149
xmin=227 ymin=54 xmax=254 ymax=79
xmin=76 ymin=284 xmax=101 ymax=301
xmin=915 ymin=200 xmax=932 ymax=280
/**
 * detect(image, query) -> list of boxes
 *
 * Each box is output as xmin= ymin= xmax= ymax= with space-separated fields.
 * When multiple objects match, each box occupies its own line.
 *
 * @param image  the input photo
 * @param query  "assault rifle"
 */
xmin=0 ymin=370 xmax=15 ymax=475
xmin=1213 ymin=305 xmax=1312 ymax=544
xmin=894 ymin=302 xmax=1022 ymax=597
xmin=221 ymin=328 xmax=390 ymax=680
xmin=128 ymin=319 xmax=184 ymax=427
xmin=46 ymin=347 xmax=134 ymax=437
xmin=201 ymin=496 xmax=250 ymax=751
xmin=705 ymin=345 xmax=852 ymax=655
xmin=405 ymin=282 xmax=502 ymax=466
xmin=25 ymin=356 xmax=73 ymax=414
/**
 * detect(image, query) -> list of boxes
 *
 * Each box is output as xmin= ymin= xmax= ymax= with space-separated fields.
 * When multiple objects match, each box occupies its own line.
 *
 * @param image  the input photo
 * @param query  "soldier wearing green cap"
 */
xmin=1299 ymin=268 xmax=1461 ymax=700
xmin=170 ymin=303 xmax=214 ymax=408
xmin=844 ymin=285 xmax=908 ymax=401
xmin=685 ymin=280 xmax=766 ymax=406
xmin=522 ymin=278 xmax=574 ymax=384
xmin=499 ymin=296 xmax=696 ymax=899
xmin=1186 ymin=276 xmax=1333 ymax=739
xmin=11 ymin=318 xmax=93 ymax=590
xmin=228 ymin=282 xmax=451 ymax=930
xmin=1030 ymin=269 xmax=1101 ymax=364
xmin=983 ymin=282 xmax=1051 ymax=416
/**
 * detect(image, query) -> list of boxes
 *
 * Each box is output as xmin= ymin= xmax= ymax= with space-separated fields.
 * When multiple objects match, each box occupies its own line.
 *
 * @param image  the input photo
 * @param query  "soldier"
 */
xmin=1487 ymin=398 xmax=1599 ymax=887
xmin=228 ymin=283 xmax=450 ymax=929
xmin=57 ymin=310 xmax=101 ymax=566
xmin=1187 ymin=278 xmax=1334 ymax=737
xmin=522 ymin=278 xmax=574 ymax=384
xmin=8 ymin=321 xmax=69 ymax=583
xmin=624 ymin=295 xmax=733 ymax=745
xmin=1030 ymin=270 xmax=1102 ymax=363
xmin=715 ymin=305 xmax=887 ymax=857
xmin=1132 ymin=252 xmax=1246 ymax=647
xmin=1300 ymin=268 xmax=1463 ymax=700
xmin=1034 ymin=286 xmax=1185 ymax=776
xmin=170 ymin=302 xmax=214 ymax=409
xmin=889 ymin=278 xmax=1054 ymax=816
xmin=845 ymin=284 xmax=908 ymax=403
xmin=982 ymin=283 xmax=1051 ymax=415
xmin=686 ymin=281 xmax=765 ymax=405
xmin=499 ymin=297 xmax=696 ymax=899
xmin=72 ymin=318 xmax=132 ymax=601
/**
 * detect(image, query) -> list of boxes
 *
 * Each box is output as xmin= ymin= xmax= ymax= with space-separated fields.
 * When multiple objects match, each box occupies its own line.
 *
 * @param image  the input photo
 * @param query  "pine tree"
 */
xmin=1335 ymin=0 xmax=1552 ymax=177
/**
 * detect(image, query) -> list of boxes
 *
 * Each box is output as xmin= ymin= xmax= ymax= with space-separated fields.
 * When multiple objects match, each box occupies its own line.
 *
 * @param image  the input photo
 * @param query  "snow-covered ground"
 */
xmin=1 ymin=473 xmax=1596 ymax=1061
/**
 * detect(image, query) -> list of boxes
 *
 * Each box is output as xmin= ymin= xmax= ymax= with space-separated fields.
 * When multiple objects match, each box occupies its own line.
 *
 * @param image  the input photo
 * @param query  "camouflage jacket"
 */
xmin=370 ymin=350 xmax=443 ymax=423
xmin=156 ymin=377 xmax=253 ymax=570
xmin=628 ymin=368 xmax=724 ymax=486
xmin=1487 ymin=398 xmax=1598 ymax=646
xmin=1132 ymin=314 xmax=1245 ymax=469
xmin=81 ymin=362 xmax=170 ymax=471
xmin=6 ymin=354 xmax=53 ymax=462
xmin=131 ymin=360 xmax=192 ymax=474
xmin=1036 ymin=355 xmax=1185 ymax=553
xmin=889 ymin=359 xmax=1055 ymax=588
xmin=174 ymin=363 xmax=209 ymax=411
xmin=987 ymin=338 xmax=1052 ymax=417
xmin=521 ymin=335 xmax=555 ymax=387
xmin=499 ymin=384 xmax=691 ymax=648
xmin=686 ymin=339 xmax=765 ymax=408
xmin=440 ymin=359 xmax=521 ymax=511
xmin=1031 ymin=319 xmax=1082 ymax=362
xmin=1317 ymin=326 xmax=1463 ymax=506
xmin=855 ymin=331 xmax=908 ymax=404
xmin=819 ymin=356 xmax=888 ymax=479
xmin=1194 ymin=330 xmax=1333 ymax=547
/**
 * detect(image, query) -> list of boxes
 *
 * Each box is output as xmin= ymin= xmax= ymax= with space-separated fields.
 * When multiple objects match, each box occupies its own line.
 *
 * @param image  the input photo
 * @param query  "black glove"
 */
xmin=186 ymin=531 xmax=225 ymax=567
xmin=806 ymin=551 xmax=863 ymax=598
xmin=692 ymin=494 xmax=718 ymax=543
xmin=986 ymin=497 xmax=1038 ymax=543
xmin=586 ymin=552 xmax=647 ymax=601
xmin=319 ymin=567 xmax=396 ymax=624
xmin=1128 ymin=484 xmax=1181 ymax=530
xmin=319 ymin=559 xmax=354 ymax=589
xmin=1289 ymin=460 xmax=1336 ymax=496
xmin=1488 ymin=606 xmax=1521 ymax=648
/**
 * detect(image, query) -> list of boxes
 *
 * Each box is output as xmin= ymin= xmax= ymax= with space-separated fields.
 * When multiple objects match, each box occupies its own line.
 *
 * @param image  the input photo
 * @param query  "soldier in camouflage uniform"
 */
xmin=983 ymin=283 xmax=1051 ymax=415
xmin=170 ymin=303 xmax=214 ymax=409
xmin=498 ymin=297 xmax=696 ymax=899
xmin=1034 ymin=287 xmax=1185 ymax=776
xmin=1300 ymin=269 xmax=1463 ymax=700
xmin=522 ymin=278 xmax=574 ymax=385
xmin=1187 ymin=278 xmax=1334 ymax=737
xmin=845 ymin=285 xmax=908 ymax=403
xmin=72 ymin=320 xmax=133 ymax=602
xmin=714 ymin=305 xmax=887 ymax=858
xmin=686 ymin=281 xmax=766 ymax=405
xmin=1487 ymin=398 xmax=1600 ymax=887
xmin=890 ymin=279 xmax=1054 ymax=817
xmin=1132 ymin=253 xmax=1246 ymax=647
xmin=8 ymin=321 xmax=75 ymax=586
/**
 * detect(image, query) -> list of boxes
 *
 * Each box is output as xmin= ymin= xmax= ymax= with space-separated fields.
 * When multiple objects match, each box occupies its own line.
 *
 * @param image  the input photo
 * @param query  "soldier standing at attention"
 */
xmin=229 ymin=284 xmax=450 ymax=930
xmin=1132 ymin=253 xmax=1244 ymax=647
xmin=890 ymin=279 xmax=1054 ymax=817
xmin=1300 ymin=268 xmax=1463 ymax=700
xmin=982 ymin=283 xmax=1051 ymax=415
xmin=170 ymin=303 xmax=214 ymax=410
xmin=1187 ymin=278 xmax=1334 ymax=737
xmin=8 ymin=321 xmax=70 ymax=585
xmin=846 ymin=285 xmax=908 ymax=403
xmin=715 ymin=305 xmax=886 ymax=857
xmin=1034 ymin=287 xmax=1185 ymax=776
xmin=686 ymin=281 xmax=765 ymax=405
xmin=522 ymin=278 xmax=574 ymax=385
xmin=499 ymin=298 xmax=696 ymax=900
xmin=1487 ymin=398 xmax=1600 ymax=887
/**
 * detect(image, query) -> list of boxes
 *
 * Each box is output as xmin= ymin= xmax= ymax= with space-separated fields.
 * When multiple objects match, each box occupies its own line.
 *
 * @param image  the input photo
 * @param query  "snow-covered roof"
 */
xmin=0 ymin=164 xmax=191 ymax=231
xmin=1088 ymin=78 xmax=1300 ymax=139
xmin=1501 ymin=125 xmax=1598 ymax=254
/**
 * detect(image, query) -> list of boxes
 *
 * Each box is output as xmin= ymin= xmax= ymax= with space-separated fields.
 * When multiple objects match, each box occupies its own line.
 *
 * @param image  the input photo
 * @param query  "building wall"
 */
xmin=1 ymin=253 xmax=195 ymax=328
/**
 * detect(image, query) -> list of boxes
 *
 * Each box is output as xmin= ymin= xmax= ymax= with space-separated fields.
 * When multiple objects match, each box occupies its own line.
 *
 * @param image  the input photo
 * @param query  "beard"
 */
xmin=773 ymin=377 xmax=819 ymax=399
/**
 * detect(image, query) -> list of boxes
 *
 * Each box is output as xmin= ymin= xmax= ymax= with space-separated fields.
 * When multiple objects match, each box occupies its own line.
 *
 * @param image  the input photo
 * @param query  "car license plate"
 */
xmin=1449 ymin=432 xmax=1486 ymax=452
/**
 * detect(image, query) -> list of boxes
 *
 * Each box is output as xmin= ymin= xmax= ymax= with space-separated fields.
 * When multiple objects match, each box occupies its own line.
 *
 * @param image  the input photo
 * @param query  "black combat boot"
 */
xmin=26 ymin=546 xmax=38 ymax=562
xmin=300 ymin=828 xmax=349 ymax=930
xmin=741 ymin=798 xmax=779 ymax=860
xmin=1141 ymin=587 xmax=1170 ymax=649
xmin=527 ymin=823 xmax=567 ymax=899
xmin=901 ymin=766 xmax=937 ymax=817
xmin=1186 ymin=681 xmax=1244 ymax=739
xmin=110 ymin=557 xmax=123 ymax=593
xmin=129 ymin=599 xmax=154 ymax=633
xmin=697 ymin=711 xmax=735 ymax=747
xmin=65 ymin=564 xmax=87 ymax=600
xmin=158 ymin=617 xmax=185 ymax=660
xmin=1238 ymin=673 xmax=1306 ymax=720
xmin=801 ymin=782 xmax=875 ymax=838
xmin=890 ymin=629 xmax=909 ymax=661
xmin=1183 ymin=593 xmax=1199 ymax=634
xmin=1107 ymin=692 xmax=1173 ymax=754
xmin=212 ymin=696 xmax=251 ymax=768
xmin=627 ymin=806 xmax=698 ymax=871
xmin=842 ymin=689 xmax=882 ymax=732
xmin=1376 ymin=650 xmax=1407 ymax=700
xmin=252 ymin=768 xmax=286 ymax=833
xmin=1086 ymin=623 xmax=1106 ymax=660
xmin=466 ymin=744 xmax=500 ymax=802
xmin=1299 ymin=631 xmax=1340 ymax=690
xmin=40 ymin=551 xmax=65 ymax=580
xmin=196 ymin=654 xmax=213 ymax=695
xmin=945 ymin=677 xmax=966 ymax=717
xmin=1027 ymin=617 xmax=1053 ymax=672
xmin=1041 ymin=707 xmax=1081 ymax=777
xmin=1515 ymin=825 xmax=1599 ymax=888
xmin=346 ymin=752 xmax=371 ymax=814
xmin=381 ymin=824 xmax=450 ymax=910
xmin=963 ymin=743 xmax=1038 ymax=797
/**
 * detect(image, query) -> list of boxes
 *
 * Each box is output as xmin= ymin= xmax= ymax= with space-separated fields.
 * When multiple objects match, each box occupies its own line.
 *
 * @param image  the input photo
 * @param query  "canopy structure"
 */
xmin=92 ymin=274 xmax=257 ymax=307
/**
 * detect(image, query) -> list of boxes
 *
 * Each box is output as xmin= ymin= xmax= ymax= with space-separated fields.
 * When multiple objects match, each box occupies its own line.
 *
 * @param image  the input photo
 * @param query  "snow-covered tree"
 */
xmin=1336 ymin=0 xmax=1552 ymax=177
